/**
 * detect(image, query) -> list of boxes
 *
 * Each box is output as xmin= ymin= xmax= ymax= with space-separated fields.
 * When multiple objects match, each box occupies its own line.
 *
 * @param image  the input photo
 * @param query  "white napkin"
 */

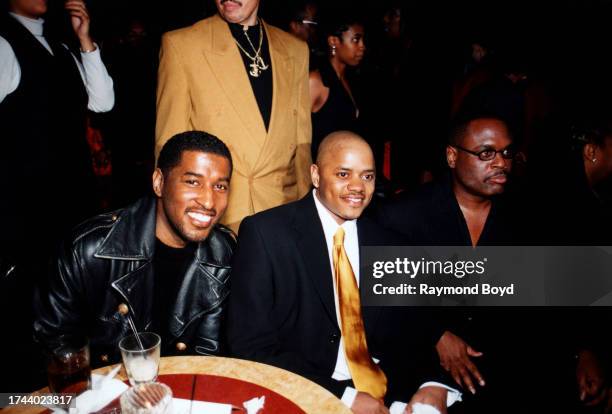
xmin=389 ymin=402 xmax=441 ymax=414
xmin=243 ymin=396 xmax=265 ymax=414
xmin=47 ymin=374 xmax=128 ymax=413
xmin=74 ymin=374 xmax=129 ymax=413
xmin=172 ymin=398 xmax=231 ymax=414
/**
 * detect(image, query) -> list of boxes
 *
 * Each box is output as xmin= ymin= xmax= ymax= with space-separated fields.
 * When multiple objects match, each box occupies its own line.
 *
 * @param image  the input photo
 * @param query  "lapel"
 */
xmin=111 ymin=263 xmax=153 ymax=329
xmin=252 ymin=21 xmax=294 ymax=170
xmin=97 ymin=197 xmax=232 ymax=335
xmin=290 ymin=195 xmax=386 ymax=334
xmin=356 ymin=218 xmax=383 ymax=335
xmin=292 ymin=194 xmax=339 ymax=327
xmin=202 ymin=15 xmax=267 ymax=149
xmin=94 ymin=197 xmax=156 ymax=328
xmin=95 ymin=198 xmax=156 ymax=260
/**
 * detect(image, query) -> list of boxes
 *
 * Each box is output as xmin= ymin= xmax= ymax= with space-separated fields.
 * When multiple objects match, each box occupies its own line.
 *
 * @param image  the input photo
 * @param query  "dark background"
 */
xmin=4 ymin=0 xmax=612 ymax=396
xmin=42 ymin=0 xmax=612 ymax=117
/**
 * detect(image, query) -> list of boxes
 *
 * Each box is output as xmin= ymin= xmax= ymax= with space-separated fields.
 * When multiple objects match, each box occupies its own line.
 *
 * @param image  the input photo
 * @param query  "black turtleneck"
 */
xmin=228 ymin=21 xmax=273 ymax=131
xmin=152 ymin=238 xmax=197 ymax=342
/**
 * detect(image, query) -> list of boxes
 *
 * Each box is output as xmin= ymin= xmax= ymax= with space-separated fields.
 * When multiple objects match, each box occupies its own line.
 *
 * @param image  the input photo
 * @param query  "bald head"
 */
xmin=311 ymin=131 xmax=376 ymax=224
xmin=316 ymin=131 xmax=373 ymax=166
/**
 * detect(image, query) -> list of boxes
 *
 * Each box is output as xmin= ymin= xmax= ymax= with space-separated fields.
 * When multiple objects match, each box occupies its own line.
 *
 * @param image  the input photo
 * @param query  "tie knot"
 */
xmin=333 ymin=227 xmax=345 ymax=247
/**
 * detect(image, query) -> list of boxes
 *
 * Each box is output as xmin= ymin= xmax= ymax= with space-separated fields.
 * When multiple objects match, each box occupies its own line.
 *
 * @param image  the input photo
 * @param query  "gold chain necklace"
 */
xmin=234 ymin=20 xmax=269 ymax=78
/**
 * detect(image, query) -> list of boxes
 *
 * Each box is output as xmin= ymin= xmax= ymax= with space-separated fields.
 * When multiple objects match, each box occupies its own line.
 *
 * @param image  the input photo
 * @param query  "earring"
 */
xmin=331 ymin=45 xmax=336 ymax=56
xmin=592 ymin=158 xmax=597 ymax=163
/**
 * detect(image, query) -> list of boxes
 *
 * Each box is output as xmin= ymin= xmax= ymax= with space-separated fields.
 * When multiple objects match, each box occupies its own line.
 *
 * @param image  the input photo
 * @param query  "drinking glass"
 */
xmin=119 ymin=332 xmax=161 ymax=386
xmin=120 ymin=382 xmax=172 ymax=414
xmin=47 ymin=338 xmax=92 ymax=395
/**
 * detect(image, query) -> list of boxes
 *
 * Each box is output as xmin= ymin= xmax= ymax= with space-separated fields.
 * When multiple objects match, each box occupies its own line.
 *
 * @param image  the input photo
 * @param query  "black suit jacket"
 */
xmin=227 ymin=193 xmax=444 ymax=403
xmin=375 ymin=178 xmax=520 ymax=246
xmin=374 ymin=179 xmax=581 ymax=413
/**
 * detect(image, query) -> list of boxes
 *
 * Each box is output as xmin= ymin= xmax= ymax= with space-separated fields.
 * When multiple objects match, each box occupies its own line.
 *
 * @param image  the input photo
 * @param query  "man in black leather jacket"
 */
xmin=34 ymin=131 xmax=236 ymax=366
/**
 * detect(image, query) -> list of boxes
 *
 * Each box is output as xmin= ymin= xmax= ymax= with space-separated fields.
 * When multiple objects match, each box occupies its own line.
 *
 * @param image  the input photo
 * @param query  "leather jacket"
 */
xmin=33 ymin=196 xmax=235 ymax=366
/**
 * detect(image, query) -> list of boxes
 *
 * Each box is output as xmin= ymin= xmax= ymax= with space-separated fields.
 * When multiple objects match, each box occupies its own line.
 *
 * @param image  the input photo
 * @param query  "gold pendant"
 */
xmin=249 ymin=61 xmax=261 ymax=77
xmin=256 ymin=56 xmax=269 ymax=71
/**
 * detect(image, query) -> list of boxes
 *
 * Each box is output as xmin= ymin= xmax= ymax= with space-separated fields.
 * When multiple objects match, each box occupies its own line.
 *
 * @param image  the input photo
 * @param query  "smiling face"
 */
xmin=153 ymin=150 xmax=231 ymax=247
xmin=447 ymin=118 xmax=513 ymax=199
xmin=10 ymin=0 xmax=47 ymax=18
xmin=215 ymin=0 xmax=260 ymax=25
xmin=329 ymin=24 xmax=366 ymax=66
xmin=311 ymin=133 xmax=375 ymax=224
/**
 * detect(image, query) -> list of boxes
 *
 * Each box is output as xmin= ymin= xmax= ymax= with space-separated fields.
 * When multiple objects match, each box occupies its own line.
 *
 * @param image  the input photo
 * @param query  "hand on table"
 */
xmin=436 ymin=330 xmax=484 ymax=394
xmin=404 ymin=386 xmax=447 ymax=414
xmin=351 ymin=391 xmax=389 ymax=414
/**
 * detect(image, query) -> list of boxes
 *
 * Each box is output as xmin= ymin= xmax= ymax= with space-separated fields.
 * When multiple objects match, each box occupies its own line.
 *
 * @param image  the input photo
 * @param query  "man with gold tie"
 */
xmin=156 ymin=0 xmax=312 ymax=233
xmin=228 ymin=132 xmax=459 ymax=414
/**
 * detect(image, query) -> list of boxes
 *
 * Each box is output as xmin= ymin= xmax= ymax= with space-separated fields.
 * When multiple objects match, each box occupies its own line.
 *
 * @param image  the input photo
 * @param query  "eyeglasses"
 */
xmin=301 ymin=19 xmax=318 ymax=26
xmin=451 ymin=145 xmax=515 ymax=161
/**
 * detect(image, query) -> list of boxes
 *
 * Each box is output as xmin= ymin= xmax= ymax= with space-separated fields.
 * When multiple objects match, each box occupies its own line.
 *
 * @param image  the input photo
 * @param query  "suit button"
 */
xmin=100 ymin=354 xmax=109 ymax=363
xmin=329 ymin=333 xmax=339 ymax=344
xmin=176 ymin=342 xmax=187 ymax=351
xmin=118 ymin=303 xmax=129 ymax=315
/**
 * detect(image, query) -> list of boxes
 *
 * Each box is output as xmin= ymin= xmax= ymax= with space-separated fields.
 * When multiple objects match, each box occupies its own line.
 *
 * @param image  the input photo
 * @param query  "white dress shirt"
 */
xmin=0 ymin=12 xmax=114 ymax=111
xmin=312 ymin=190 xmax=461 ymax=411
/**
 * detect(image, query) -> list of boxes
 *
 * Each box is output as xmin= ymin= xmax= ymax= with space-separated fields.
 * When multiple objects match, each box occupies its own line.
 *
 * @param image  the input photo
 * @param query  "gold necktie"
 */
xmin=333 ymin=227 xmax=387 ymax=400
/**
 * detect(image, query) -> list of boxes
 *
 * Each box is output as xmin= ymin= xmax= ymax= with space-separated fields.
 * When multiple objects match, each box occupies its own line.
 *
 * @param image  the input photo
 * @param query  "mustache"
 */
xmin=485 ymin=170 xmax=508 ymax=180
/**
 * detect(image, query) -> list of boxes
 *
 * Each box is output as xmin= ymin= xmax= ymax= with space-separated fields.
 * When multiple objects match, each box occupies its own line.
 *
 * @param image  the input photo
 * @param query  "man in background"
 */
xmin=0 ymin=0 xmax=114 ymax=391
xmin=156 ymin=0 xmax=312 ymax=232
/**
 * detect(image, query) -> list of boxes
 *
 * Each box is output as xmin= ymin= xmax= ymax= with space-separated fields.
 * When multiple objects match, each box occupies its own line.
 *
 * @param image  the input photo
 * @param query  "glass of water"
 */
xmin=119 ymin=332 xmax=161 ymax=386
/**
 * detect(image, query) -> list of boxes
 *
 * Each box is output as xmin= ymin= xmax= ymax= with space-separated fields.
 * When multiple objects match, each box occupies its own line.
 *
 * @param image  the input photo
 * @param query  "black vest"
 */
xmin=0 ymin=14 xmax=95 ymax=245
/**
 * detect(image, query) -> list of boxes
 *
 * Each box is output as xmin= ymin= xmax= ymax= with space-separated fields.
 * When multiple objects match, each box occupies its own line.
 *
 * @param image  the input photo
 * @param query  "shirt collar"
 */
xmin=10 ymin=12 xmax=44 ymax=37
xmin=312 ymin=189 xmax=357 ymax=238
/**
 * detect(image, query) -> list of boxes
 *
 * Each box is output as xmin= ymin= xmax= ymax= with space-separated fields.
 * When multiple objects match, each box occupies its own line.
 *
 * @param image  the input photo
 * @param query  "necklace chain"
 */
xmin=233 ymin=19 xmax=269 ymax=77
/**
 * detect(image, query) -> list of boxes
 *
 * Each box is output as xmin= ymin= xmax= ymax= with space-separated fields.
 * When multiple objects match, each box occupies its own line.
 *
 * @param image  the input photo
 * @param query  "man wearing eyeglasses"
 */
xmin=376 ymin=114 xmax=516 ymax=247
xmin=374 ymin=114 xmax=540 ymax=413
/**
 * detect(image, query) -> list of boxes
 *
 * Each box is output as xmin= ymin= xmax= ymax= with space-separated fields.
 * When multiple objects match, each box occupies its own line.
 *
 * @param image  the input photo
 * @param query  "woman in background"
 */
xmin=309 ymin=13 xmax=365 ymax=159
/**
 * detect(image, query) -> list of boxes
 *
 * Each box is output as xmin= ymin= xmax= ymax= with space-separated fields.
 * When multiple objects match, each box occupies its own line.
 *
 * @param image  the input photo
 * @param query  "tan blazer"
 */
xmin=156 ymin=15 xmax=312 ymax=232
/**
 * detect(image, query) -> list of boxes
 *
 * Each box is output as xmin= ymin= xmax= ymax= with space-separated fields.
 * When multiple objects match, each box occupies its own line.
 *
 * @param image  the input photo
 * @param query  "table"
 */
xmin=3 ymin=356 xmax=351 ymax=414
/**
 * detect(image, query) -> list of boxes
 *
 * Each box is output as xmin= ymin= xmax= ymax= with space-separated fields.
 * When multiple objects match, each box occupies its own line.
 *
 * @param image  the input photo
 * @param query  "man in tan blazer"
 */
xmin=156 ymin=0 xmax=312 ymax=232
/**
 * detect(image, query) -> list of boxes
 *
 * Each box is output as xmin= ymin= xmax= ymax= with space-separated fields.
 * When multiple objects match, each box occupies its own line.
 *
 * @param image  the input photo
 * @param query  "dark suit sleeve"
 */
xmin=33 ymin=238 xmax=87 ymax=353
xmin=227 ymin=217 xmax=346 ymax=397
xmin=372 ymin=200 xmax=396 ymax=233
xmin=372 ymin=198 xmax=419 ymax=243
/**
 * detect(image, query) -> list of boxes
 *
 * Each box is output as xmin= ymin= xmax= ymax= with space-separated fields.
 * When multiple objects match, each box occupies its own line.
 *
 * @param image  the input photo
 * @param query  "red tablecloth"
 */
xmin=95 ymin=374 xmax=305 ymax=413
